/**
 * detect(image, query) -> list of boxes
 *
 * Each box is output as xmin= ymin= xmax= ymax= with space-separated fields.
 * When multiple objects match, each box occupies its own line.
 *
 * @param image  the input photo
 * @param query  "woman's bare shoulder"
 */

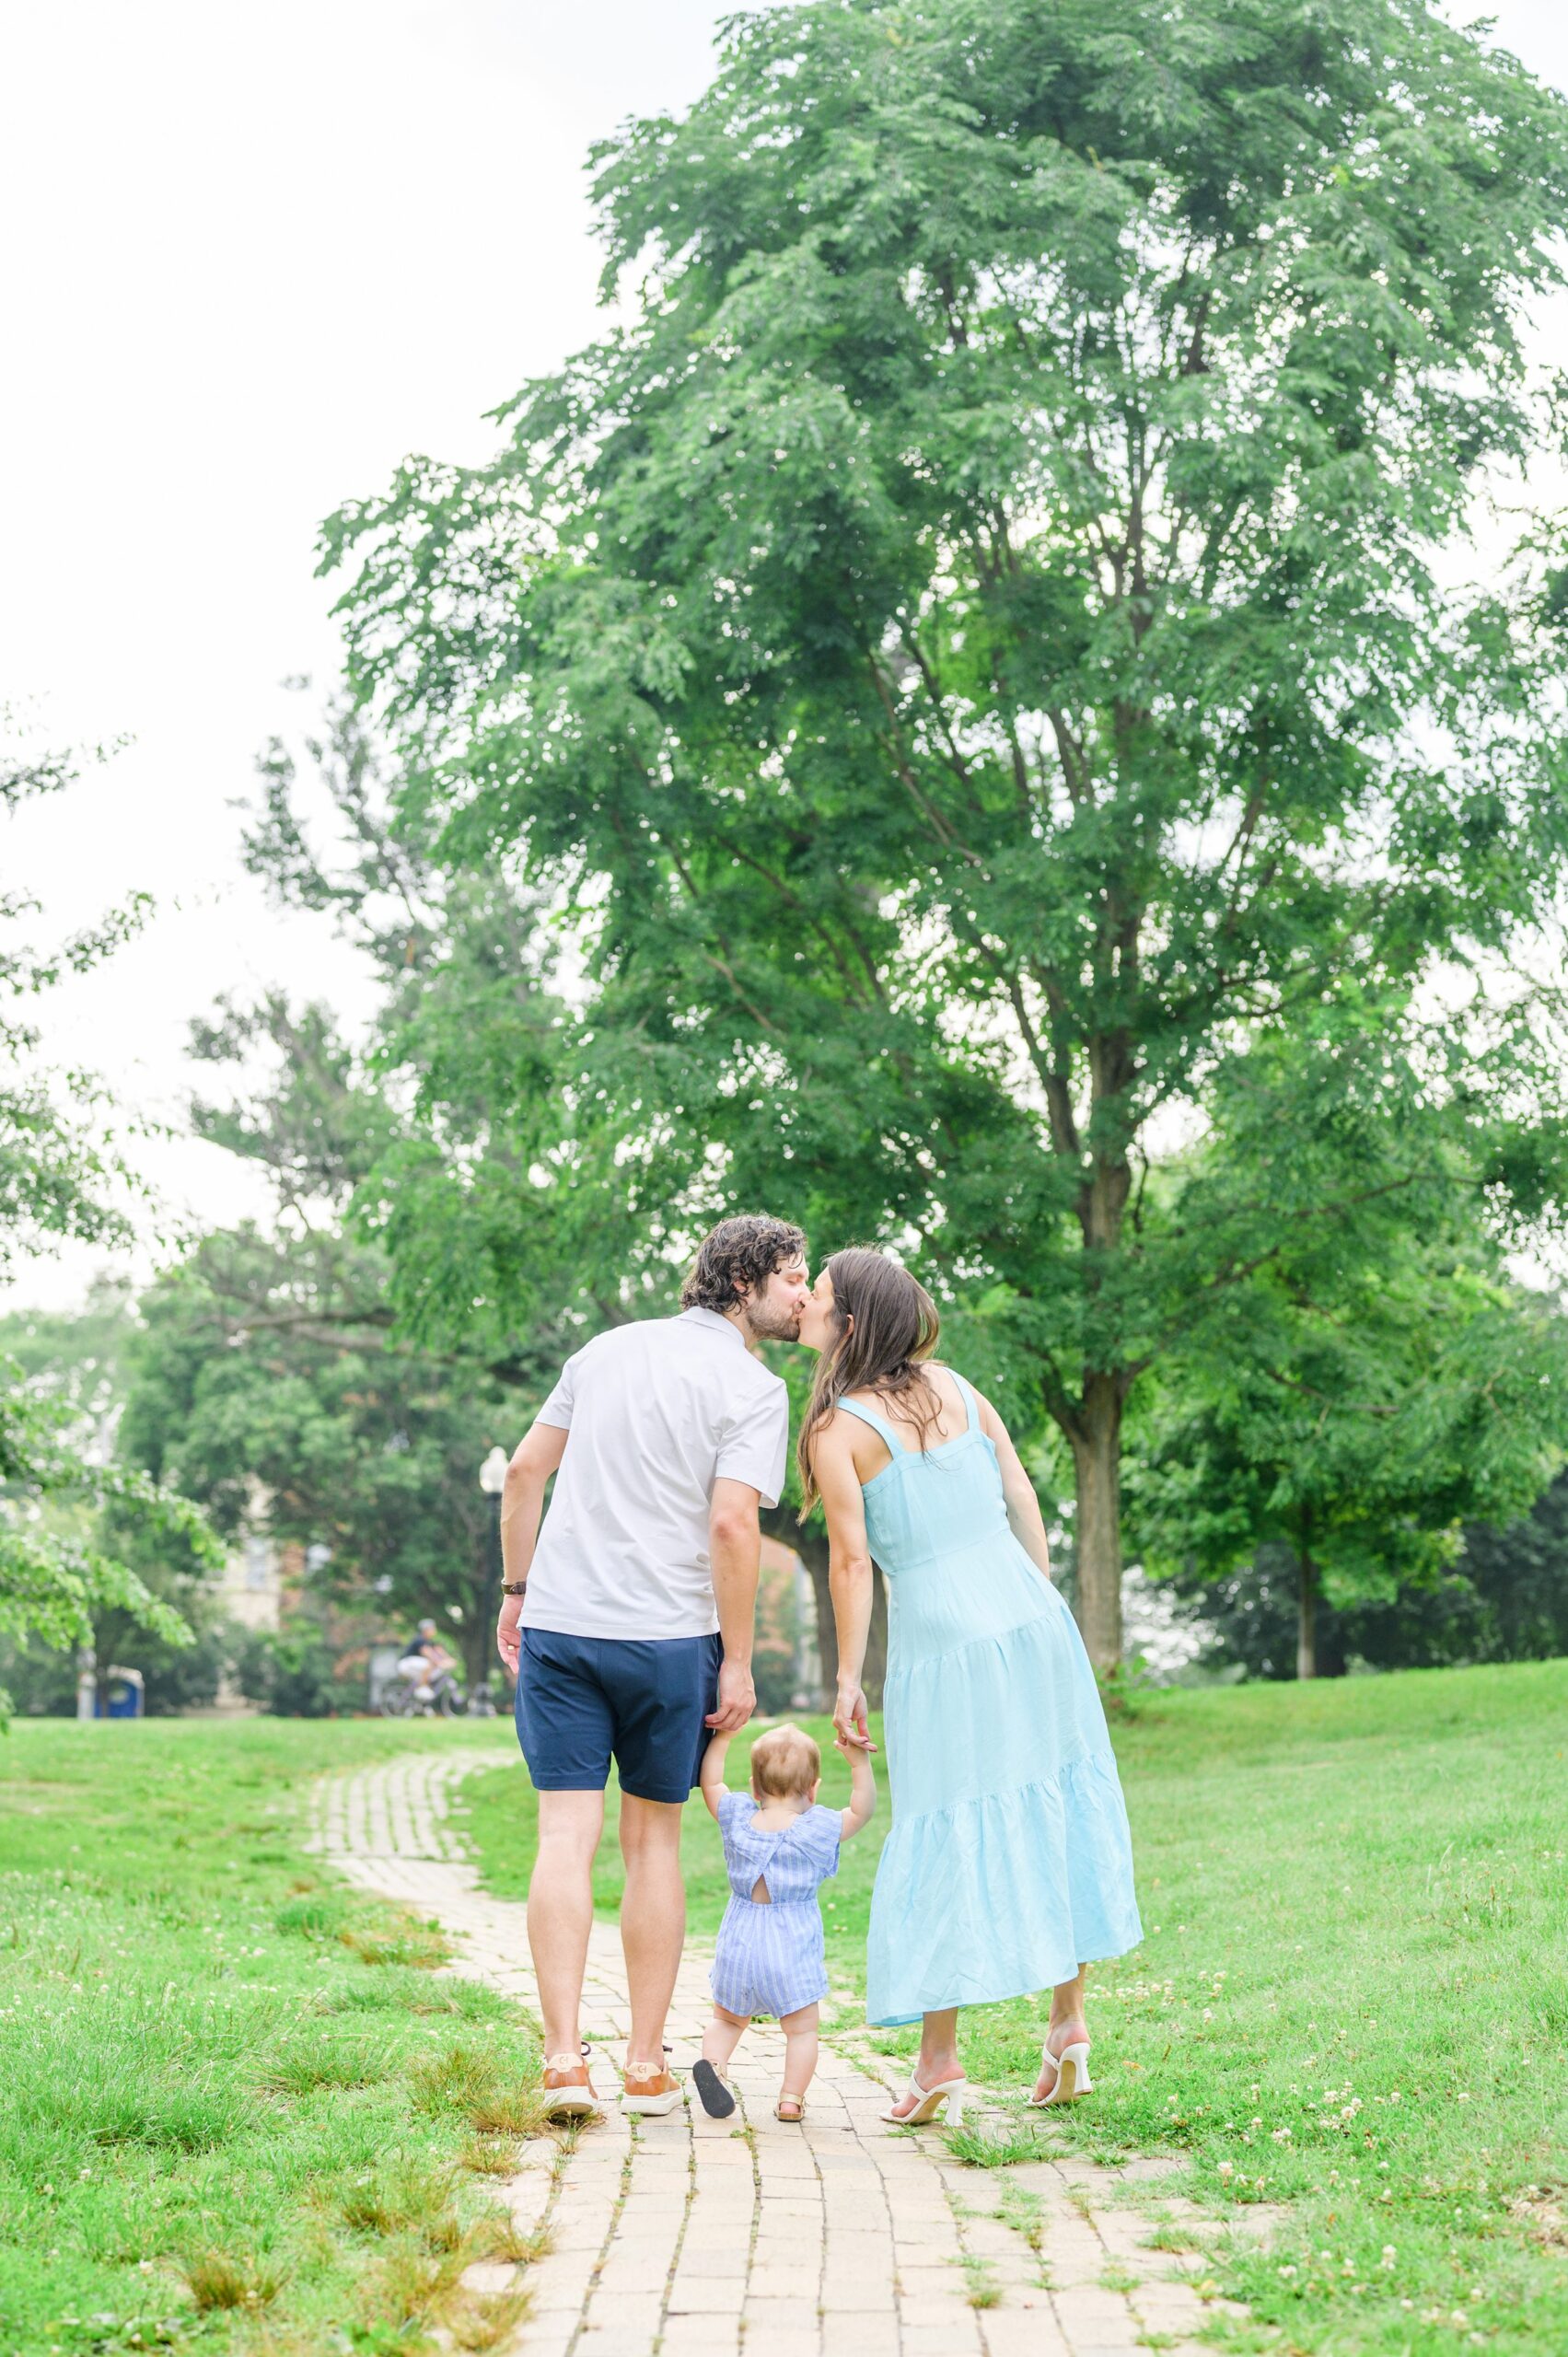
xmin=807 ymin=1403 xmax=859 ymax=1450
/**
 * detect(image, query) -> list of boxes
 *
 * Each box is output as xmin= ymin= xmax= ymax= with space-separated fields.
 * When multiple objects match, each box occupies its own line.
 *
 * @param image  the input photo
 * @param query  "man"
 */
xmin=395 ymin=1616 xmax=454 ymax=1701
xmin=495 ymin=1213 xmax=808 ymax=2119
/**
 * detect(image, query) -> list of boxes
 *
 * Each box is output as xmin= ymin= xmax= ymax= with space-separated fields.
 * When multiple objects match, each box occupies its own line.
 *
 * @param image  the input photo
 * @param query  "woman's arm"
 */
xmin=976 ymin=1389 xmax=1051 ymax=1582
xmin=698 ymin=1730 xmax=733 ymax=1821
xmin=810 ymin=1414 xmax=879 ymax=1750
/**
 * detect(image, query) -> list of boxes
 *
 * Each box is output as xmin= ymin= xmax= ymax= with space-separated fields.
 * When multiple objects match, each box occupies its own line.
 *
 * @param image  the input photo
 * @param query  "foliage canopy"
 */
xmin=326 ymin=0 xmax=1568 ymax=1663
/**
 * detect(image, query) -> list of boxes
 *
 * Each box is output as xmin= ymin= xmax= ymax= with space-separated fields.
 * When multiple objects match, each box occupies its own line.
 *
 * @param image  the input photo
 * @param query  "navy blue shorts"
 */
xmin=516 ymin=1629 xmax=722 ymax=1805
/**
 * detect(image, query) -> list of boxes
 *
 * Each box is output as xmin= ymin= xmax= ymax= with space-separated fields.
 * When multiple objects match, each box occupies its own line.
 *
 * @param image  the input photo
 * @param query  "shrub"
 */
xmin=235 ymin=1622 xmax=360 ymax=1717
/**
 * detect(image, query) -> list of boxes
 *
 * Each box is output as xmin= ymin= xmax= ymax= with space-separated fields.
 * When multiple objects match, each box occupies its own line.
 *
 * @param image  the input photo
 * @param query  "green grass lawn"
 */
xmin=0 ymin=1714 xmax=525 ymax=2357
xmin=463 ymin=1660 xmax=1568 ymax=2357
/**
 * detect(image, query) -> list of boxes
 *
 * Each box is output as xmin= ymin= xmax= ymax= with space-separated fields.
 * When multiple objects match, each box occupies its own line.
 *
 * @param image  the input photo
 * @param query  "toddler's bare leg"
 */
xmin=703 ymin=2004 xmax=749 ymax=2075
xmin=778 ymin=2003 xmax=819 ymax=2106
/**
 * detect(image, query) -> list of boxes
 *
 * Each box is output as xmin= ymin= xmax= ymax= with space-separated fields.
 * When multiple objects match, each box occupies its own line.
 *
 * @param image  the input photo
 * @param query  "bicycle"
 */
xmin=380 ymin=1667 xmax=466 ymax=1719
xmin=379 ymin=1668 xmax=501 ymax=1719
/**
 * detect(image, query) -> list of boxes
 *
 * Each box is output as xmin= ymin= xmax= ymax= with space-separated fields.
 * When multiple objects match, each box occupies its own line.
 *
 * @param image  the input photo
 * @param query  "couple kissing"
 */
xmin=494 ymin=1214 xmax=1141 ymax=2126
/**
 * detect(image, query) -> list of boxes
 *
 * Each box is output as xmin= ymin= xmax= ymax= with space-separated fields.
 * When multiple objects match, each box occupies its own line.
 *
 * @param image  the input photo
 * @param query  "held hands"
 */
xmin=705 ymin=1655 xmax=756 ymax=1734
xmin=833 ymin=1681 xmax=877 ymax=1752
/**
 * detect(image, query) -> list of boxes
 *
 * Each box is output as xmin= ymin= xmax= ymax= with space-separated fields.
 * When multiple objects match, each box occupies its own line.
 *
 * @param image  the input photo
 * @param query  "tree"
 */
xmin=322 ymin=0 xmax=1568 ymax=1668
xmin=0 ymin=1290 xmax=231 ymax=1716
xmin=241 ymin=702 xmax=918 ymax=1689
xmin=120 ymin=990 xmax=544 ymax=1685
xmin=1126 ymin=1188 xmax=1568 ymax=1673
xmin=1 ymin=732 xmax=213 ymax=1702
xmin=1175 ymin=1474 xmax=1568 ymax=1680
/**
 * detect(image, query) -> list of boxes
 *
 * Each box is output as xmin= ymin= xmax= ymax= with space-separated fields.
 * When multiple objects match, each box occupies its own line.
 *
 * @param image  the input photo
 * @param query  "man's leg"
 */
xmin=517 ymin=1631 xmax=616 ymax=2067
xmin=618 ymin=1792 xmax=687 ymax=2076
xmin=605 ymin=1631 xmax=721 ymax=2082
xmin=528 ymin=1789 xmax=605 ymax=2061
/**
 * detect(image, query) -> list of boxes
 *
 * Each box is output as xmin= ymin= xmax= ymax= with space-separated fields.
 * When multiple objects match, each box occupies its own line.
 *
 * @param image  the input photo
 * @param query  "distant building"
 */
xmin=215 ymin=1527 xmax=285 ymax=1632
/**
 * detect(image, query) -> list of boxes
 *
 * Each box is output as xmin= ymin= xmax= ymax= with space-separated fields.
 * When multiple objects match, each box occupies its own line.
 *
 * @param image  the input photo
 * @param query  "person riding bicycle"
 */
xmin=395 ymin=1618 xmax=456 ymax=1702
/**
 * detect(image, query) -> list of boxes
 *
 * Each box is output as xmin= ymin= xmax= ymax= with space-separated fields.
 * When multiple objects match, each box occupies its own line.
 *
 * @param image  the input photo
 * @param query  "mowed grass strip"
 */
xmin=464 ymin=1658 xmax=1568 ymax=2356
xmin=0 ymin=1714 xmax=533 ymax=2357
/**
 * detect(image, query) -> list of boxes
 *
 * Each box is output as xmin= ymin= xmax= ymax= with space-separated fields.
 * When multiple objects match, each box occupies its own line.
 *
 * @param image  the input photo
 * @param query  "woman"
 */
xmin=798 ymin=1248 xmax=1143 ymax=2119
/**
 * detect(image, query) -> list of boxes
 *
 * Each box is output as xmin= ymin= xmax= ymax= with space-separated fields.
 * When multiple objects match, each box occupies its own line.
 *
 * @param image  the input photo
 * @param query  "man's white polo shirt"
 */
xmin=520 ymin=1306 xmax=791 ymax=1641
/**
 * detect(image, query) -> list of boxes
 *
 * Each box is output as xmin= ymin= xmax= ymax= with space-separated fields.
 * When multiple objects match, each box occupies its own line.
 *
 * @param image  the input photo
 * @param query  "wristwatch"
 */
xmin=501 ymin=1582 xmax=528 ymax=1597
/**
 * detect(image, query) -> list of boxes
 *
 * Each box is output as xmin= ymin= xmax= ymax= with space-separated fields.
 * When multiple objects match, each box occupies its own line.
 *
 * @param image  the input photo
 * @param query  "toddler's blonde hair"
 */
xmin=749 ymin=1723 xmax=820 ymax=1800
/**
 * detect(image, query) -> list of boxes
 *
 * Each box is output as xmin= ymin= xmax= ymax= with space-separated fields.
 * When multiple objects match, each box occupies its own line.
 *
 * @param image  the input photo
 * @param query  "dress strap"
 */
xmin=952 ymin=1372 xmax=981 ymax=1434
xmin=835 ymin=1394 xmax=905 ymax=1452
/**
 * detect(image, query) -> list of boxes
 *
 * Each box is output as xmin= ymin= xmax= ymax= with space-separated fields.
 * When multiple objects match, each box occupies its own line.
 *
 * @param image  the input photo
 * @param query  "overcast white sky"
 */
xmin=3 ymin=0 xmax=1566 ymax=1313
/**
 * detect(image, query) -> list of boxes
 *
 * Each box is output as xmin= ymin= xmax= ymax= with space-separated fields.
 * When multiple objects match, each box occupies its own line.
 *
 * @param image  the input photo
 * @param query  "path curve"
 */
xmin=309 ymin=1750 xmax=1249 ymax=2357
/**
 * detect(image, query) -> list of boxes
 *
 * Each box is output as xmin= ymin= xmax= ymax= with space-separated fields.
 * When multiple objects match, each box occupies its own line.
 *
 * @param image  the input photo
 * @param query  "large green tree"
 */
xmin=1169 ymin=1474 xmax=1568 ymax=1680
xmin=324 ymin=0 xmax=1568 ymax=1666
xmin=1125 ymin=1185 xmax=1568 ymax=1675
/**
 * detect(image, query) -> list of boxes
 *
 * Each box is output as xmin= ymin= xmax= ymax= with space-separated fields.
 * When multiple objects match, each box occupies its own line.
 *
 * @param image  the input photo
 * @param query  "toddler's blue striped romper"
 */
xmin=710 ymin=1792 xmax=842 ymax=2019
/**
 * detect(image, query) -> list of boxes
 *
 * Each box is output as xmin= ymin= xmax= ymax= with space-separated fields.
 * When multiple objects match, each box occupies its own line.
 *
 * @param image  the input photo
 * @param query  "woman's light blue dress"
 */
xmin=709 ymin=1792 xmax=841 ymax=2019
xmin=840 ymin=1374 xmax=1143 ymax=2027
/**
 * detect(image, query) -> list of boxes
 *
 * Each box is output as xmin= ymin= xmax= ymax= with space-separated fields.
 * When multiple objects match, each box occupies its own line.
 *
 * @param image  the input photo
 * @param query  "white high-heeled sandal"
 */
xmin=881 ymin=2072 xmax=967 ymax=2127
xmin=1026 ymin=2039 xmax=1093 ymax=2107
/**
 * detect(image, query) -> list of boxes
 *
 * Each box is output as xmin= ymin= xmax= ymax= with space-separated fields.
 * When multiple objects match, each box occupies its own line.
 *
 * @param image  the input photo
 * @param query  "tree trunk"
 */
xmin=1069 ymin=1374 xmax=1124 ymax=1675
xmin=1296 ymin=1549 xmax=1318 ymax=1681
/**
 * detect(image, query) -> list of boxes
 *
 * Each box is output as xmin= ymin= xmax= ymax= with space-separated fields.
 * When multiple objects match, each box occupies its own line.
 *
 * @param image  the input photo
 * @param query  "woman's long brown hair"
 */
xmin=796 ymin=1248 xmax=942 ymax=1512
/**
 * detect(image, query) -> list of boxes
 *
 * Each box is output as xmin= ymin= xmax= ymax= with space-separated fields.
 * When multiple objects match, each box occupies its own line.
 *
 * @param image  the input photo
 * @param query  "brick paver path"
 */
xmin=310 ymin=1751 xmax=1261 ymax=2357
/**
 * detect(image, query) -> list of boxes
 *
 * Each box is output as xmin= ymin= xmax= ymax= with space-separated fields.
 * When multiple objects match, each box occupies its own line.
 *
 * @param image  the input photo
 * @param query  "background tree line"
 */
xmin=10 ymin=686 xmax=1568 ymax=1713
xmin=9 ymin=0 xmax=1568 ymax=1708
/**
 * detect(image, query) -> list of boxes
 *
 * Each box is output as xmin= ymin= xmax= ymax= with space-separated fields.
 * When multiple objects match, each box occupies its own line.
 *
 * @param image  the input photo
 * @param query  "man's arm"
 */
xmin=705 ymin=1475 xmax=761 ymax=1733
xmin=495 ymin=1420 xmax=569 ymax=1676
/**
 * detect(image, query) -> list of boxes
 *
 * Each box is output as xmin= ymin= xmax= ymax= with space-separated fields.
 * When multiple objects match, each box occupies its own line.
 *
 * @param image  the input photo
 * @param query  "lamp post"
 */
xmin=479 ymin=1446 xmax=508 ymax=1689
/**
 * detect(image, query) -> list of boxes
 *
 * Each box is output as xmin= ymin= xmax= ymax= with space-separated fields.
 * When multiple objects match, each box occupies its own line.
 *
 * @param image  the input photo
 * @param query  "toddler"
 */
xmin=694 ymin=1721 xmax=876 ymax=2122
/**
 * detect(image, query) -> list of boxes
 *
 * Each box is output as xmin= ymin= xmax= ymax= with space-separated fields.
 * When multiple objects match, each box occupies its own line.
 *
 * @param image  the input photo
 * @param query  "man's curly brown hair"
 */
xmin=680 ymin=1214 xmax=807 ymax=1316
